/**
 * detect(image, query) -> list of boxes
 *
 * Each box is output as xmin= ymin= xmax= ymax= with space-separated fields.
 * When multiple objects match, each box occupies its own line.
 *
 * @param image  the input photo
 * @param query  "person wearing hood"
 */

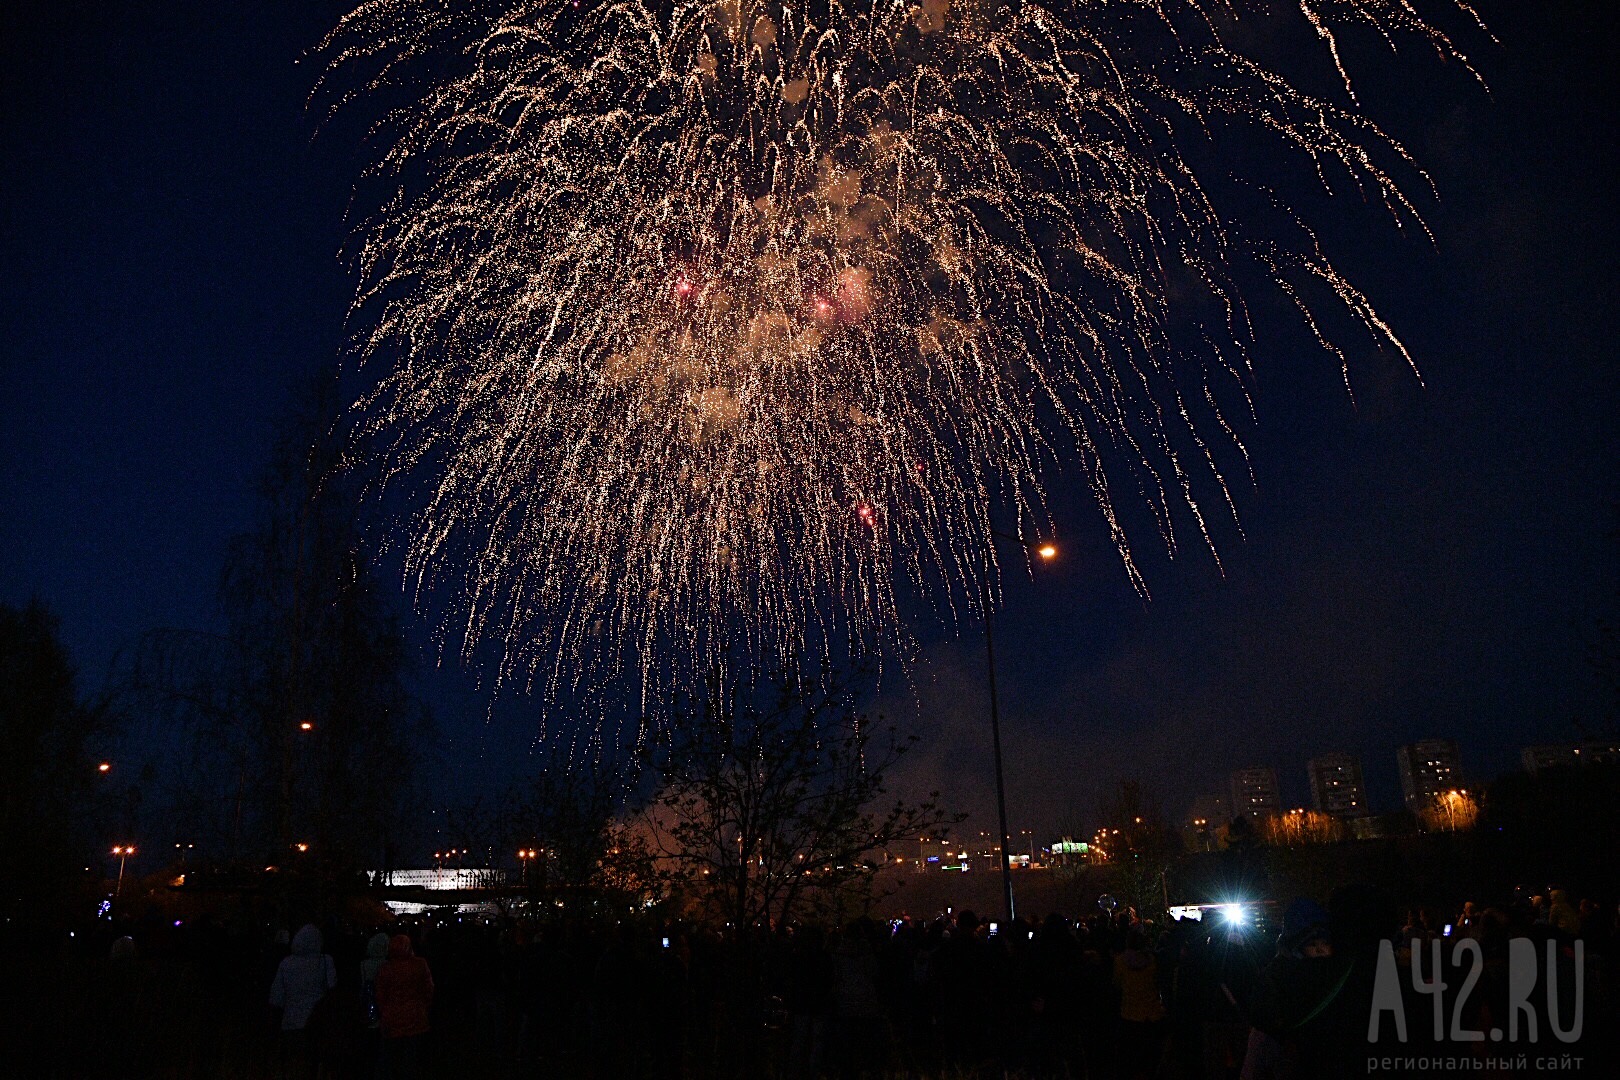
xmin=1240 ymin=897 xmax=1357 ymax=1080
xmin=269 ymin=923 xmax=338 ymax=1075
xmin=375 ymin=932 xmax=434 ymax=1078
xmin=1547 ymin=888 xmax=1580 ymax=936
xmin=355 ymin=930 xmax=391 ymax=1074
xmin=1113 ymin=929 xmax=1166 ymax=1080
xmin=360 ymin=932 xmax=391 ymax=1027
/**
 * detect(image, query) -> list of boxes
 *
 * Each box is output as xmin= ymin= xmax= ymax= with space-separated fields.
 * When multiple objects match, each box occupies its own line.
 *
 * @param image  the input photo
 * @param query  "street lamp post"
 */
xmin=979 ymin=529 xmax=1056 ymax=931
xmin=111 ymin=845 xmax=136 ymax=897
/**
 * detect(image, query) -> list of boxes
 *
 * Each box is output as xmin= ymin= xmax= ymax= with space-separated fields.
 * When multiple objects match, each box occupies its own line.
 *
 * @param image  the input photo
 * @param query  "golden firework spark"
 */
xmin=322 ymin=0 xmax=1483 ymax=720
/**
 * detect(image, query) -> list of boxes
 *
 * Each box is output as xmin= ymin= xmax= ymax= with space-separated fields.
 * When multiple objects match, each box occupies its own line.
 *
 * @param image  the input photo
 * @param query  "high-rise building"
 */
xmin=1521 ymin=745 xmax=1579 ymax=775
xmin=1307 ymin=753 xmax=1368 ymax=816
xmin=1230 ymin=767 xmax=1281 ymax=819
xmin=1397 ymin=739 xmax=1461 ymax=812
xmin=1183 ymin=794 xmax=1232 ymax=852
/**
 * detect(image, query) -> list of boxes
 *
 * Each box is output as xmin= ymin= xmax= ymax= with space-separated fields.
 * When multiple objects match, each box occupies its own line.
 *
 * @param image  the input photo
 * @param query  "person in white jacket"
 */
xmin=269 ymin=923 xmax=338 ymax=1076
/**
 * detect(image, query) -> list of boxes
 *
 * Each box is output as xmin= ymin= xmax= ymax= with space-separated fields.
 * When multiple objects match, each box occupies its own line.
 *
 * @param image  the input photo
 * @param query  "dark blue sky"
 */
xmin=3 ymin=1 xmax=1616 ymax=838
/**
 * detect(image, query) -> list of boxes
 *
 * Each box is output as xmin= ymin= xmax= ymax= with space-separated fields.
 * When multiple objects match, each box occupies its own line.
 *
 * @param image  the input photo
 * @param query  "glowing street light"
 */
xmin=97 ymin=762 xmax=111 ymax=773
xmin=299 ymin=721 xmax=314 ymax=731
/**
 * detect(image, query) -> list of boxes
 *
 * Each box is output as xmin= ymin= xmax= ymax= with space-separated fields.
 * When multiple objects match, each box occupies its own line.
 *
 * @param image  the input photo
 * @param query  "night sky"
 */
xmin=3 ymin=1 xmax=1616 ymax=843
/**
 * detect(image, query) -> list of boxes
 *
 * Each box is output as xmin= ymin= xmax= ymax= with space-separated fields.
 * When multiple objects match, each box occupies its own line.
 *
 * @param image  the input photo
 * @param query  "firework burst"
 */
xmin=322 ymin=0 xmax=1483 ymax=720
